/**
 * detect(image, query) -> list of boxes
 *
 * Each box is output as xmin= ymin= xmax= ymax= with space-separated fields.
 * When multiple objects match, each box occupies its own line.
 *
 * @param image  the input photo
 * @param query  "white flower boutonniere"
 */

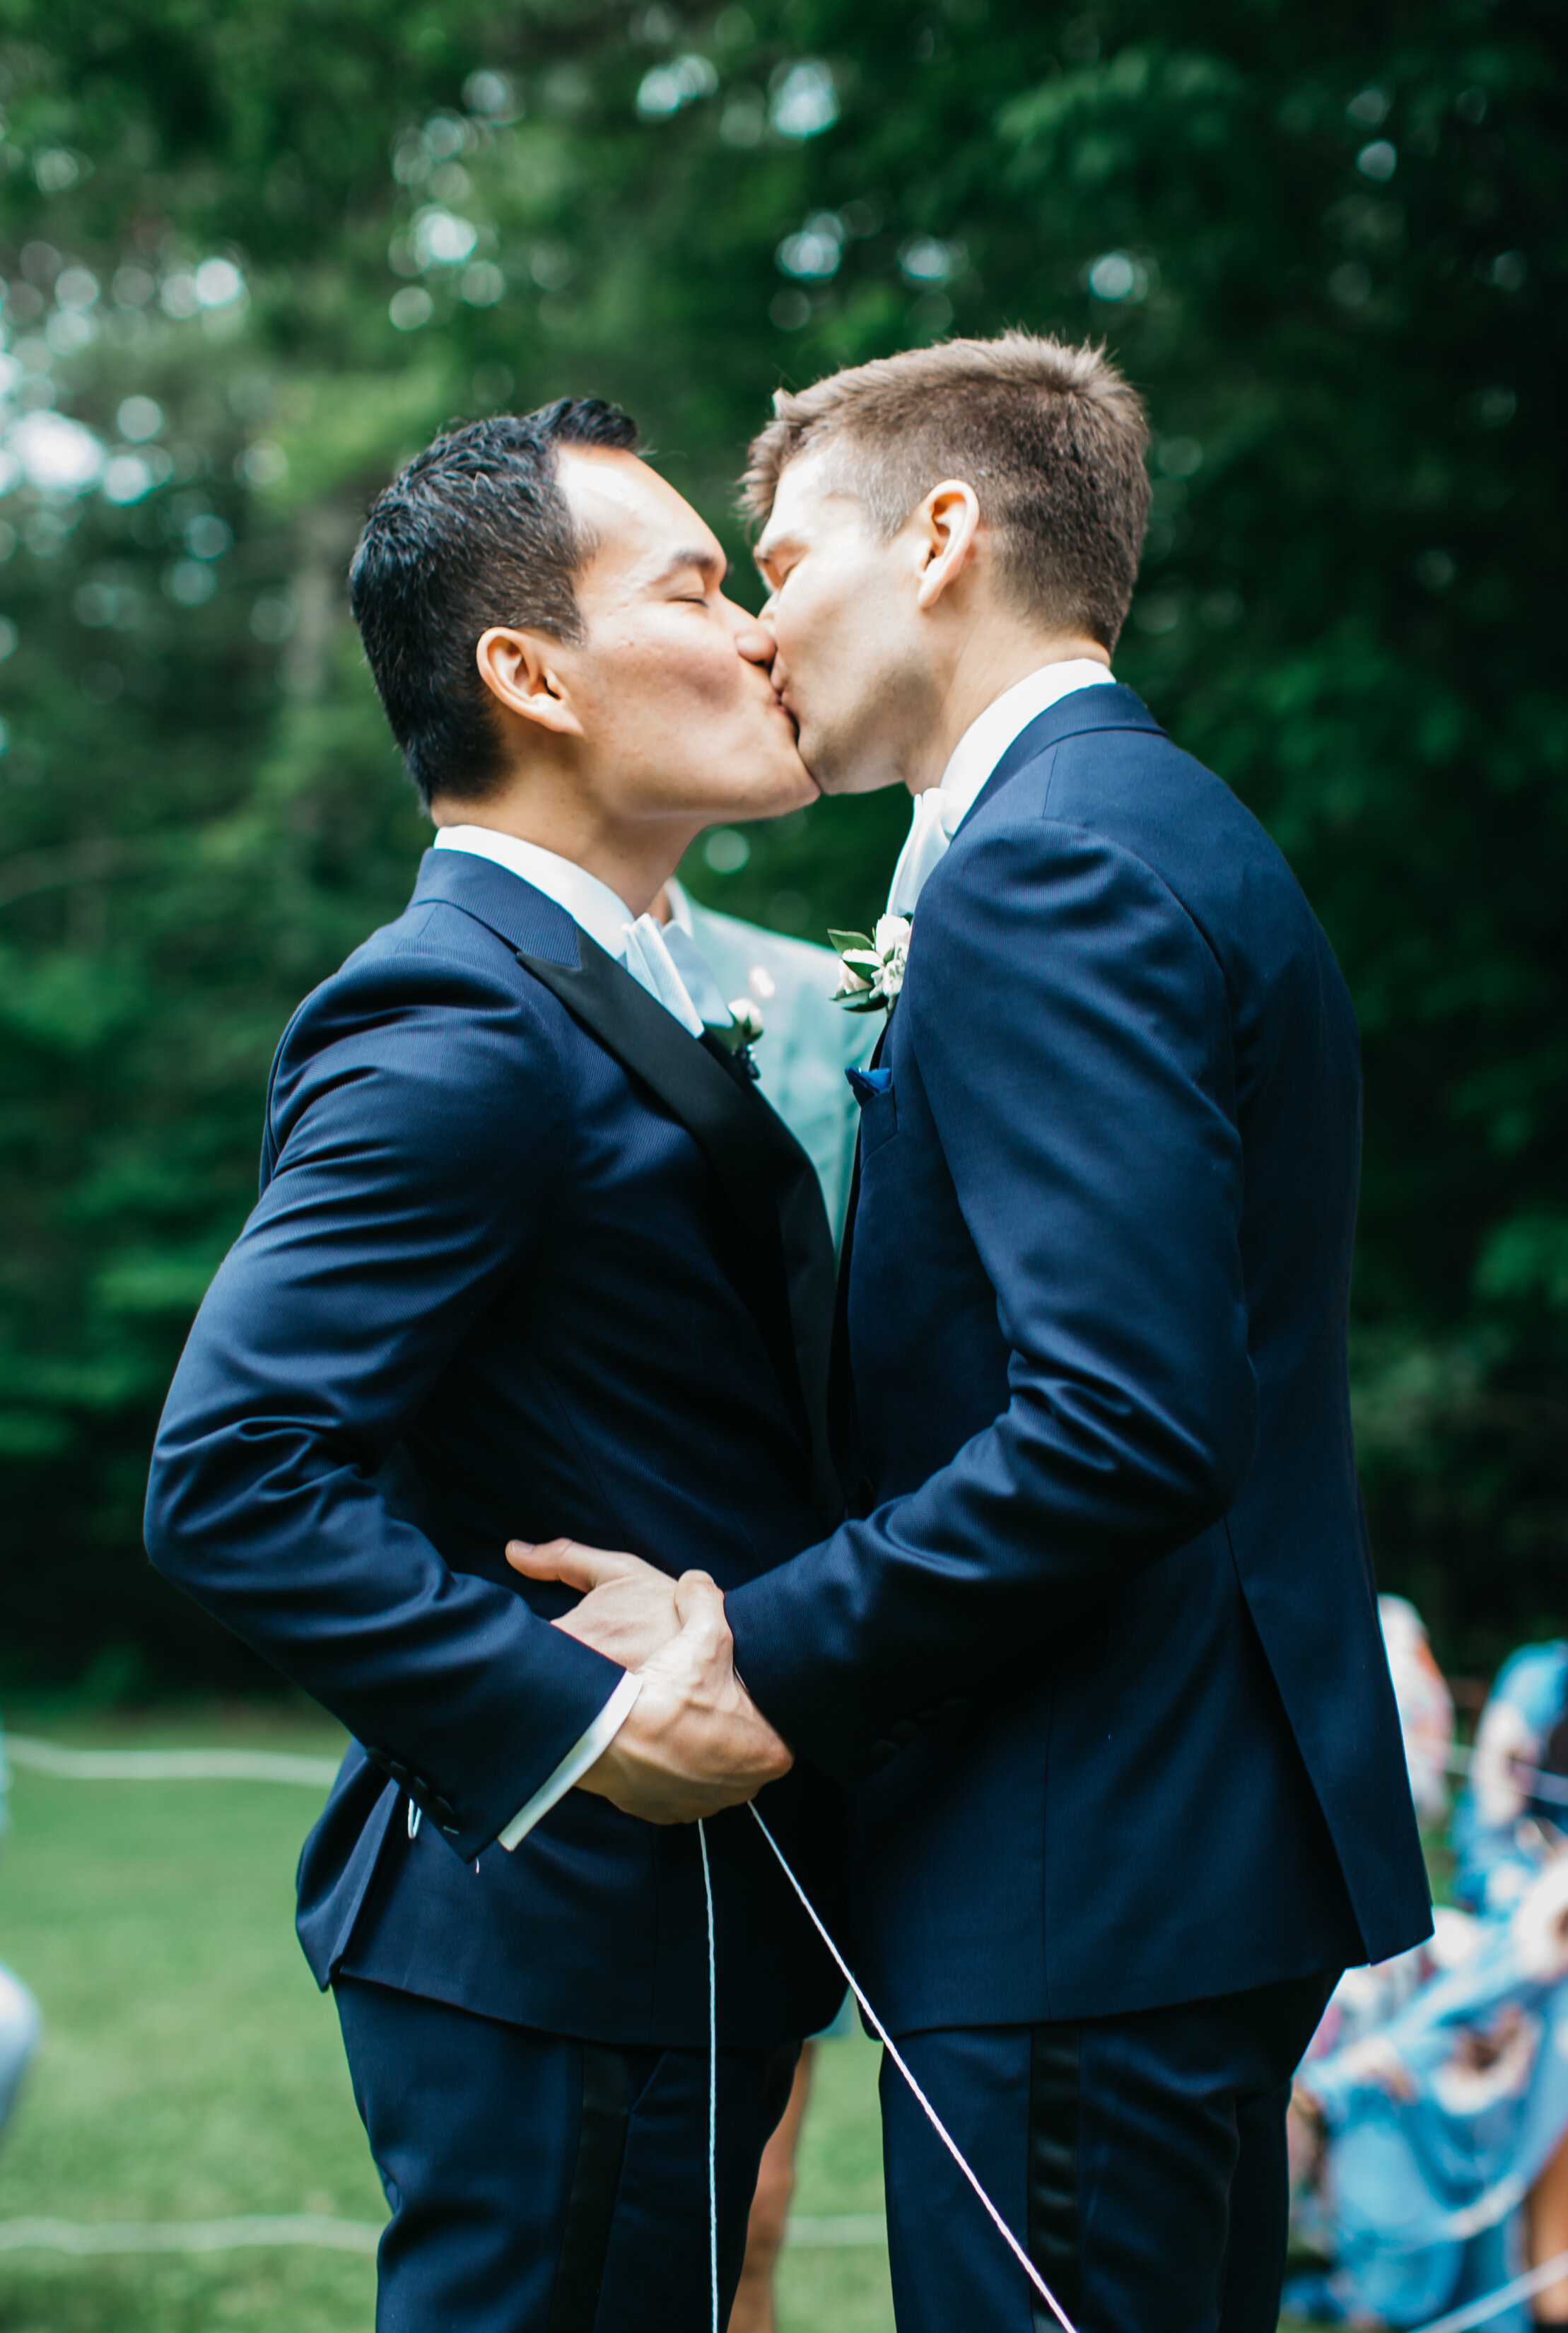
xmin=830 ymin=913 xmax=911 ymax=1015
xmin=708 ymin=995 xmax=765 ymax=1060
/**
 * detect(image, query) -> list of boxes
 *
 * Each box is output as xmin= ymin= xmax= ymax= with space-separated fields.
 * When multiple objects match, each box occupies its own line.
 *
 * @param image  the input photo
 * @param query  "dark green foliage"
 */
xmin=0 ymin=0 xmax=1561 ymax=1686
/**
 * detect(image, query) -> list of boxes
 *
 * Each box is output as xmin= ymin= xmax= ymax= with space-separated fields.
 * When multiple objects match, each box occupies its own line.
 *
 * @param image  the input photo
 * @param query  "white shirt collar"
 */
xmin=661 ymin=876 xmax=696 ymax=937
xmin=433 ymin=826 xmax=636 ymax=959
xmin=887 ymin=659 xmax=1115 ymax=917
xmin=933 ymin=657 xmax=1116 ymax=829
xmin=432 ymin=826 xmax=732 ymax=1039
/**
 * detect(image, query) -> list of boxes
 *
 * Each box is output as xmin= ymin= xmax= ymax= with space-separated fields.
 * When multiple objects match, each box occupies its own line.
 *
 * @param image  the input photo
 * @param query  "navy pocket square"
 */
xmin=847 ymin=1065 xmax=894 ymax=1103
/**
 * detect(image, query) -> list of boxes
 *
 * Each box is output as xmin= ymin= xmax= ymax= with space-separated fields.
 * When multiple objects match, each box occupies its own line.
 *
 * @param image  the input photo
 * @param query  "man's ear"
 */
xmin=914 ymin=481 xmax=983 ymax=612
xmin=475 ymin=627 xmax=585 ymax=739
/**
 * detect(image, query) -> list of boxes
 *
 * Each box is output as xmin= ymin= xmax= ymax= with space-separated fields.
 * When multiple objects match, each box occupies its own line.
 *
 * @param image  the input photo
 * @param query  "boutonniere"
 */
xmin=727 ymin=996 xmax=765 ymax=1047
xmin=707 ymin=995 xmax=765 ymax=1066
xmin=830 ymin=914 xmax=911 ymax=1015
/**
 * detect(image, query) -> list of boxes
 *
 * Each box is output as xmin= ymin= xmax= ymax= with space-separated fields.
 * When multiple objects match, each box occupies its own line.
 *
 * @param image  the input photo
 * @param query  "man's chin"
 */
xmin=752 ymin=754 xmax=822 ymax=815
xmin=789 ymin=723 xmax=895 ymax=799
xmin=797 ymin=751 xmax=879 ymax=800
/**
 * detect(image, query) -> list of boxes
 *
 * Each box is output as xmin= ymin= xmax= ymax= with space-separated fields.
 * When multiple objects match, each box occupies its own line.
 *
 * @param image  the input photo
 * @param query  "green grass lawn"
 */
xmin=0 ymin=1702 xmax=893 ymax=2333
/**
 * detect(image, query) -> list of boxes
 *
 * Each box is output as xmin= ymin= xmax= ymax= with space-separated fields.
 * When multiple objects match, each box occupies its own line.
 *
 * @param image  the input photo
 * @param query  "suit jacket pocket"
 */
xmin=855 ymin=1080 xmax=899 ymax=1159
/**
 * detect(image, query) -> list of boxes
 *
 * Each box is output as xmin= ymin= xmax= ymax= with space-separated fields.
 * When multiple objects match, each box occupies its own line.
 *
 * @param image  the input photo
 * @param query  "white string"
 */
xmin=747 ymin=1802 xmax=1079 ymax=2333
xmin=698 ymin=1816 xmax=718 ymax=2333
xmin=1408 ymin=2243 xmax=1568 ymax=2333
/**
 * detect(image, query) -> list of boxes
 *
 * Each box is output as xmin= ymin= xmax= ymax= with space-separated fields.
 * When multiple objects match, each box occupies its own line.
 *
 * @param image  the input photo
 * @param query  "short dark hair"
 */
xmin=349 ymin=398 xmax=639 ymax=811
xmin=744 ymin=333 xmax=1149 ymax=650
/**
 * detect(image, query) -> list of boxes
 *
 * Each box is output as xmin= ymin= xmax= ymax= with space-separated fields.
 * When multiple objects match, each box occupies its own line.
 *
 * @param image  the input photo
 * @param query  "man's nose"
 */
xmin=727 ymin=599 xmax=779 ymax=666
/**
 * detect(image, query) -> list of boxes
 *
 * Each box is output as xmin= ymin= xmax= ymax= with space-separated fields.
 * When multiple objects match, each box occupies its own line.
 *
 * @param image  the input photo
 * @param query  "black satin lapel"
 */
xmin=517 ymin=937 xmax=838 ymax=1515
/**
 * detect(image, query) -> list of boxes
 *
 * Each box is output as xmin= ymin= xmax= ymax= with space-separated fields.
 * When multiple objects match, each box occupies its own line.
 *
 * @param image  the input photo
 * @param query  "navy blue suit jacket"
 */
xmin=727 ymin=686 xmax=1432 ymax=2033
xmin=144 ymin=848 xmax=846 ymax=2048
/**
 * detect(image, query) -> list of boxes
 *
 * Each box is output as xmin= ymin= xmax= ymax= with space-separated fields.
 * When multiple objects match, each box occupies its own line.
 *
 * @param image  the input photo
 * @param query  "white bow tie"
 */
xmin=619 ymin=913 xmax=732 ymax=1038
xmin=887 ymin=787 xmax=961 ymax=918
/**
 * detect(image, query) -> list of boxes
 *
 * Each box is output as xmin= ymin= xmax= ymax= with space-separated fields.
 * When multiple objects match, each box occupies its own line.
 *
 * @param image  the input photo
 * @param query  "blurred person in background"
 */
xmin=657 ymin=878 xmax=871 ymax=1249
xmin=1293 ymin=1598 xmax=1457 ymax=2078
xmin=1381 ymin=1592 xmax=1457 ymax=1829
xmin=650 ymin=881 xmax=868 ymax=2332
xmin=1291 ymin=1630 xmax=1568 ymax=2329
xmin=0 ymin=1712 xmax=42 ymax=2141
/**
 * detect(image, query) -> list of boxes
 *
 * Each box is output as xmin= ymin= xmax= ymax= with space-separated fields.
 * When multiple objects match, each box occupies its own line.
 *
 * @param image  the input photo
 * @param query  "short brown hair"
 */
xmin=744 ymin=332 xmax=1151 ymax=650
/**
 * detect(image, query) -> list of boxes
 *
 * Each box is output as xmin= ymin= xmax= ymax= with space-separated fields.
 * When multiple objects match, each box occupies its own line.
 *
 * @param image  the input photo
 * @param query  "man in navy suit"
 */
xmin=529 ymin=337 xmax=1435 ymax=2331
xmin=143 ymin=399 xmax=850 ymax=2330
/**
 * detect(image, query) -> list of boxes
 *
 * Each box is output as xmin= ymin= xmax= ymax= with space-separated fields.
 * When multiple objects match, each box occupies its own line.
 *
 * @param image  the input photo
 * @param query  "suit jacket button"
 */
xmin=440 ymin=1823 xmax=461 ymax=1839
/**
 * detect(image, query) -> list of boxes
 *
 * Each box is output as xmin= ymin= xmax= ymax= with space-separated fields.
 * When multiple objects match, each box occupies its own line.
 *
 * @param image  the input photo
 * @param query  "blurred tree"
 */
xmin=0 ymin=0 xmax=1561 ymax=1686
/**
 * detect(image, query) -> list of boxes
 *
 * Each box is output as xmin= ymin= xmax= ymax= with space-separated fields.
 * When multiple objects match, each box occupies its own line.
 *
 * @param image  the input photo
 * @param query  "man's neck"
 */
xmin=916 ymin=631 xmax=1110 ymax=795
xmin=429 ymin=797 xmax=694 ymax=921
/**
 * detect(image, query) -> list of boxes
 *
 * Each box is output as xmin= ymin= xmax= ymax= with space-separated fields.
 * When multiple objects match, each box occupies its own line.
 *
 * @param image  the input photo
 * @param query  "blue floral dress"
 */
xmin=1288 ymin=1644 xmax=1568 ymax=2329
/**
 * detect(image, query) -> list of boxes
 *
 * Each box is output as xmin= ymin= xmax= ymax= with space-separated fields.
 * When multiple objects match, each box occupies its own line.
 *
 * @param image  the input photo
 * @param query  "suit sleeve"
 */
xmin=144 ymin=938 xmax=622 ymax=1856
xmin=726 ymin=817 xmax=1259 ymax=1784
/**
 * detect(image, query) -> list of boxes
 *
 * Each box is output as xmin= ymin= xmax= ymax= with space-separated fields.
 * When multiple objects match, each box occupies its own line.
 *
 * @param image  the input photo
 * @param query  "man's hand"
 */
xmin=586 ymin=1570 xmax=794 ymax=1825
xmin=506 ymin=1538 xmax=793 ymax=1822
xmin=507 ymin=1536 xmax=682 ymax=1670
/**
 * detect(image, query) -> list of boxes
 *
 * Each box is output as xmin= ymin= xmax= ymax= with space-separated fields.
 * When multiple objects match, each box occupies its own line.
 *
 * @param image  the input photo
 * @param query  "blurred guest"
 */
xmin=1289 ymin=1635 xmax=1568 ymax=2329
xmin=657 ymin=878 xmax=874 ymax=1249
xmin=0 ymin=1714 xmax=41 ymax=2140
xmin=1297 ymin=1598 xmax=1457 ymax=2075
xmin=730 ymin=2041 xmax=817 ymax=2333
xmin=1381 ymin=1592 xmax=1458 ymax=1825
xmin=1453 ymin=1642 xmax=1568 ymax=1917
xmin=654 ymin=882 xmax=865 ymax=2332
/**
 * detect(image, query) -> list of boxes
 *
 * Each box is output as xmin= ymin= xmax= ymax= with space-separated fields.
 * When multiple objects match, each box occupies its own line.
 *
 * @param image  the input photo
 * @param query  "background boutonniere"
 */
xmin=831 ymin=914 xmax=911 ymax=1015
xmin=707 ymin=995 xmax=765 ymax=1064
xmin=727 ymin=996 xmax=765 ymax=1048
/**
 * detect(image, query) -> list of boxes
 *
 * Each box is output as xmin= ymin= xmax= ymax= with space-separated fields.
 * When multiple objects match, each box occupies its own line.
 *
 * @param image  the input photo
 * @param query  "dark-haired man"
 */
xmin=528 ymin=335 xmax=1434 ymax=2332
xmin=144 ymin=400 xmax=849 ymax=2331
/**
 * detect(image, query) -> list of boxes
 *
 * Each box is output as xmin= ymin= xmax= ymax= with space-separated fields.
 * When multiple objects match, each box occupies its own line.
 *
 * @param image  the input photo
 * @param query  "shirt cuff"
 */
xmin=497 ymin=1671 xmax=643 ymax=1851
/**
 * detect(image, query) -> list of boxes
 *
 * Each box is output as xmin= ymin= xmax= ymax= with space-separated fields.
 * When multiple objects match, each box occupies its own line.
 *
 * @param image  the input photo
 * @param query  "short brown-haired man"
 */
xmin=517 ymin=333 xmax=1433 ymax=2332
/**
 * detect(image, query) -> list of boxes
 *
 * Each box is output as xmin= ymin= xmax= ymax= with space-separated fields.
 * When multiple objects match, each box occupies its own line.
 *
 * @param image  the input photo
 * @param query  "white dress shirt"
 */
xmin=885 ymin=660 xmax=1116 ymax=916
xmin=433 ymin=823 xmax=734 ymax=1849
xmin=434 ymin=825 xmax=733 ymax=1034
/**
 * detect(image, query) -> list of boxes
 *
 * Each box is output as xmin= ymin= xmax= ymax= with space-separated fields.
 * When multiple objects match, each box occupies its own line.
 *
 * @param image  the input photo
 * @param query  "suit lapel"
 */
xmin=964 ymin=681 xmax=1164 ymax=829
xmin=827 ymin=1010 xmax=891 ymax=1510
xmin=517 ymin=934 xmax=842 ymax=1527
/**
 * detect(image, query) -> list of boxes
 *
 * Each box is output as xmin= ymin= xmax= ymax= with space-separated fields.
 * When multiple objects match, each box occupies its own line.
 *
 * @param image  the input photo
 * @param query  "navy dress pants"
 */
xmin=335 ymin=1976 xmax=798 ymax=2333
xmin=880 ymin=1969 xmax=1338 ymax=2333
